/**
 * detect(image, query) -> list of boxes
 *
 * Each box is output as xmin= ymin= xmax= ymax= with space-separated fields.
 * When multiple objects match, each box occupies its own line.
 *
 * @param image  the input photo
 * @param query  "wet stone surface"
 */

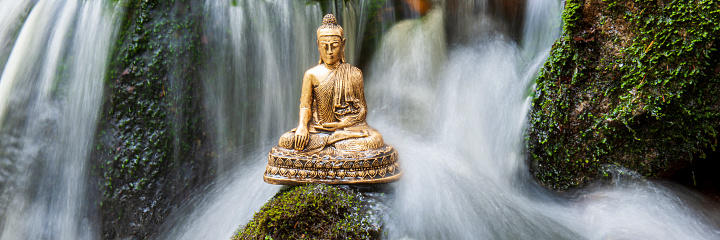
xmin=527 ymin=0 xmax=720 ymax=190
xmin=92 ymin=0 xmax=213 ymax=238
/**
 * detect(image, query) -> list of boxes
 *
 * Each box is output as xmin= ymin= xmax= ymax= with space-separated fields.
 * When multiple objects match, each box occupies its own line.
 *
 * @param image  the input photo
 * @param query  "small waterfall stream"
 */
xmin=0 ymin=0 xmax=33 ymax=72
xmin=200 ymin=0 xmax=322 ymax=173
xmin=0 ymin=1 xmax=121 ymax=239
xmin=159 ymin=1 xmax=325 ymax=239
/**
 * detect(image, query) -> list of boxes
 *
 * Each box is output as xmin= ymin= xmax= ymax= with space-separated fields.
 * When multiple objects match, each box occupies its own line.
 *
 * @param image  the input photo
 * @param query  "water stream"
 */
xmin=0 ymin=0 xmax=33 ymax=72
xmin=0 ymin=1 xmax=121 ymax=239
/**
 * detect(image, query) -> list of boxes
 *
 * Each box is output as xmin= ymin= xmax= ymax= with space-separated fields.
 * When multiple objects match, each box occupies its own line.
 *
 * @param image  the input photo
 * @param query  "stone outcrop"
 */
xmin=92 ymin=0 xmax=213 ymax=238
xmin=528 ymin=0 xmax=720 ymax=190
xmin=234 ymin=184 xmax=386 ymax=240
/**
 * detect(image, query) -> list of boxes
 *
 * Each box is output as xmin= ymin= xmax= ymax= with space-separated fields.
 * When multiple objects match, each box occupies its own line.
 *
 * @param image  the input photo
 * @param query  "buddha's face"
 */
xmin=318 ymin=35 xmax=344 ymax=65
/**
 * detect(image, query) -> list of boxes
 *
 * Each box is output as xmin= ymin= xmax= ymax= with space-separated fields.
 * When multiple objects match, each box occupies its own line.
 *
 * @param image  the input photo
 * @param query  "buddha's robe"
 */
xmin=279 ymin=63 xmax=383 ymax=151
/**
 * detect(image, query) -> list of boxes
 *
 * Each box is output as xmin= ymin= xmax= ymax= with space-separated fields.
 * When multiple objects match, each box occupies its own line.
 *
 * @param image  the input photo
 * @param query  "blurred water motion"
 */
xmin=0 ymin=0 xmax=121 ymax=239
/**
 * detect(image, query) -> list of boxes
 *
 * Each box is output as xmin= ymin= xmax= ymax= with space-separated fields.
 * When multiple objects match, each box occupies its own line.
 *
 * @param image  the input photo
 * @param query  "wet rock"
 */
xmin=528 ymin=0 xmax=720 ymax=190
xmin=92 ymin=0 xmax=213 ymax=238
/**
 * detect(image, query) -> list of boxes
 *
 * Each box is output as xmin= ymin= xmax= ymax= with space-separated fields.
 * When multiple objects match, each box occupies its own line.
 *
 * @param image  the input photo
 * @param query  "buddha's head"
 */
xmin=317 ymin=14 xmax=345 ymax=66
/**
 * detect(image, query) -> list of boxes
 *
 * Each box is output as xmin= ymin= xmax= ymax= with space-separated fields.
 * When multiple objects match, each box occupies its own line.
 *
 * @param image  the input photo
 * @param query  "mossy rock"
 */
xmin=528 ymin=0 xmax=720 ymax=190
xmin=93 ymin=0 xmax=212 ymax=238
xmin=234 ymin=184 xmax=384 ymax=240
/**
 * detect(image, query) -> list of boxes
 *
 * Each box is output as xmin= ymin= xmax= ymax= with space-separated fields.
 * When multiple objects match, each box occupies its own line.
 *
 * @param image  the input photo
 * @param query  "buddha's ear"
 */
xmin=341 ymin=38 xmax=346 ymax=63
xmin=317 ymin=39 xmax=323 ymax=64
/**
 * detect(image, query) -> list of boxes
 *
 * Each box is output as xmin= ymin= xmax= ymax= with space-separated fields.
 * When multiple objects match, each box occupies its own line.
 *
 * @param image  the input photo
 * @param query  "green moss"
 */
xmin=528 ymin=0 xmax=720 ymax=190
xmin=93 ymin=0 xmax=212 ymax=238
xmin=234 ymin=184 xmax=382 ymax=240
xmin=561 ymin=0 xmax=583 ymax=36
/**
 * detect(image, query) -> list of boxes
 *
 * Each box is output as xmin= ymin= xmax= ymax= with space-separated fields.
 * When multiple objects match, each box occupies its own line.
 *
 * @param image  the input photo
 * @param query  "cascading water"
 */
xmin=161 ymin=0 xmax=720 ymax=239
xmin=0 ymin=0 xmax=33 ymax=72
xmin=0 ymin=1 xmax=121 ymax=239
xmin=200 ymin=0 xmax=322 ymax=172
xmin=158 ymin=1 xmax=322 ymax=239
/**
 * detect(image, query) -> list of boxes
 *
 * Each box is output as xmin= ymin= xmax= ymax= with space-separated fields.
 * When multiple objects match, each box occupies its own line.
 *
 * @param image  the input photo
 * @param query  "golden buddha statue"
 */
xmin=264 ymin=14 xmax=401 ymax=185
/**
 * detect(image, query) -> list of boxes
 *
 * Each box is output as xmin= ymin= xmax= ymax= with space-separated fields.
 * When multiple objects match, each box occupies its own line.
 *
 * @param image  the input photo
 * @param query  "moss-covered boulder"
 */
xmin=92 ymin=0 xmax=213 ymax=238
xmin=528 ymin=0 xmax=720 ymax=190
xmin=234 ymin=184 xmax=384 ymax=240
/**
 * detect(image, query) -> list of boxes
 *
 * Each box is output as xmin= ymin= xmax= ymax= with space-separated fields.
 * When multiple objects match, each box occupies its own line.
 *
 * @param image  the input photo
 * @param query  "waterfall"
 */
xmin=367 ymin=2 xmax=572 ymax=237
xmin=521 ymin=0 xmax=562 ymax=59
xmin=371 ymin=0 xmax=720 ymax=239
xmin=367 ymin=8 xmax=446 ymax=133
xmin=158 ymin=1 xmax=322 ymax=239
xmin=0 ymin=1 xmax=121 ymax=239
xmin=0 ymin=0 xmax=33 ymax=72
xmin=199 ymin=0 xmax=322 ymax=172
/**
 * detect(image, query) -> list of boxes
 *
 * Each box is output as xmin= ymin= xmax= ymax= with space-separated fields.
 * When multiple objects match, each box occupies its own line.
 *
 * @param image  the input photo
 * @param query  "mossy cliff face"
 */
xmin=92 ymin=0 xmax=212 ymax=238
xmin=235 ymin=184 xmax=385 ymax=240
xmin=528 ymin=0 xmax=720 ymax=190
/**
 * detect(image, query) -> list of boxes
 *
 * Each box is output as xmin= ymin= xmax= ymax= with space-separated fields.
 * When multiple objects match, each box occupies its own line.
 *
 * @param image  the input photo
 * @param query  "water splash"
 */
xmin=368 ymin=7 xmax=580 ymax=238
xmin=369 ymin=1 xmax=720 ymax=239
xmin=0 ymin=1 xmax=121 ymax=239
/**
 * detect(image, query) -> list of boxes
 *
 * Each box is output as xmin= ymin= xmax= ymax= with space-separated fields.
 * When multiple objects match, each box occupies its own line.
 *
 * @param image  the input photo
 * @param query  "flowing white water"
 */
xmin=367 ymin=8 xmax=446 ymax=133
xmin=0 ymin=0 xmax=33 ymax=73
xmin=522 ymin=0 xmax=562 ymax=58
xmin=373 ymin=1 xmax=720 ymax=239
xmin=199 ymin=0 xmax=322 ymax=172
xmin=0 ymin=1 xmax=121 ymax=239
xmin=164 ymin=0 xmax=720 ymax=239
xmin=158 ymin=1 xmax=322 ymax=239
